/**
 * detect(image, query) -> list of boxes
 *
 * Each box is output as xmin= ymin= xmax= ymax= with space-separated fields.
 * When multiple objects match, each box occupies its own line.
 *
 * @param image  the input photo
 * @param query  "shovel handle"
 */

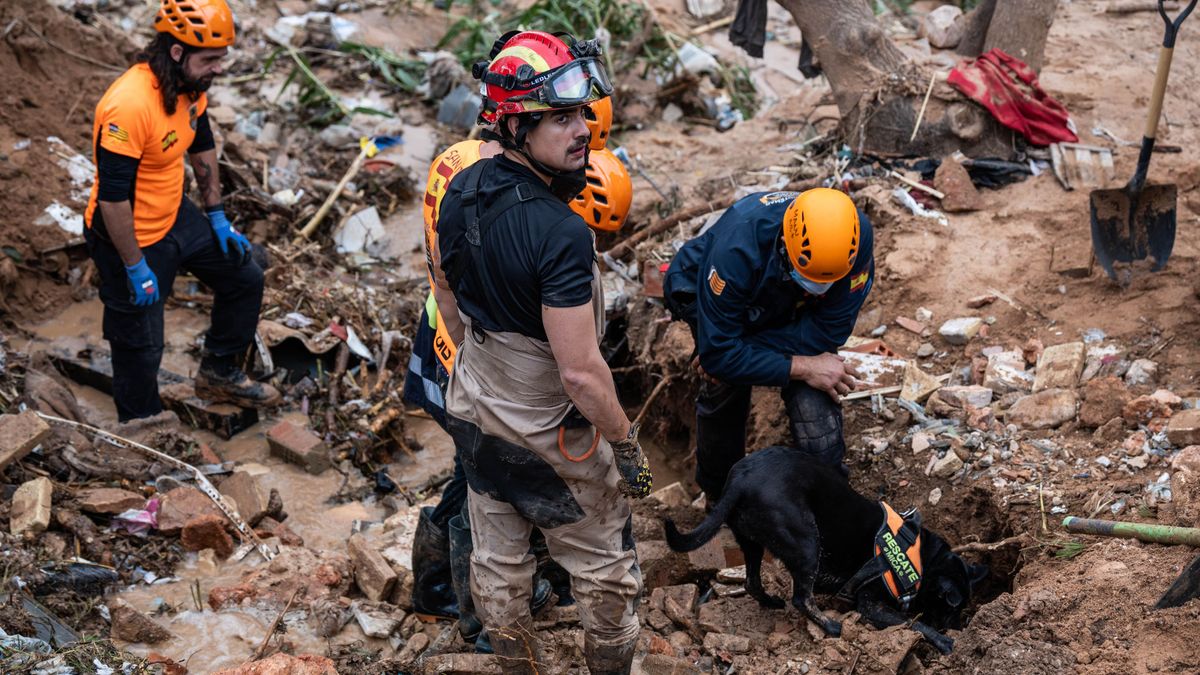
xmin=1139 ymin=0 xmax=1196 ymax=170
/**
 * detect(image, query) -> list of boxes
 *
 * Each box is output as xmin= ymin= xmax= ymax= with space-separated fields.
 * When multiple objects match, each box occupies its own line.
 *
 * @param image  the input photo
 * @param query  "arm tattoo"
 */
xmin=194 ymin=156 xmax=221 ymax=208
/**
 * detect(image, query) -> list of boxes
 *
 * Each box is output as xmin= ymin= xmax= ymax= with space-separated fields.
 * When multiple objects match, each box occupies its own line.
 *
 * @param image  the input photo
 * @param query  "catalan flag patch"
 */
xmin=106 ymin=123 xmax=129 ymax=143
xmin=707 ymin=267 xmax=727 ymax=296
xmin=849 ymin=270 xmax=870 ymax=293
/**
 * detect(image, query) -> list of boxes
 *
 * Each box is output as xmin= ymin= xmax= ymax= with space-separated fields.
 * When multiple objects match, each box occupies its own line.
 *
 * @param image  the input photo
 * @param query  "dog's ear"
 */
xmin=967 ymin=562 xmax=989 ymax=589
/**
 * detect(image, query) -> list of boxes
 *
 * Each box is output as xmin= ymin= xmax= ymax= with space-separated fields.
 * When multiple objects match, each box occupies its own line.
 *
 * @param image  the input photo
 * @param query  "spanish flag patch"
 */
xmin=707 ymin=267 xmax=727 ymax=296
xmin=106 ymin=123 xmax=129 ymax=143
xmin=849 ymin=270 xmax=869 ymax=292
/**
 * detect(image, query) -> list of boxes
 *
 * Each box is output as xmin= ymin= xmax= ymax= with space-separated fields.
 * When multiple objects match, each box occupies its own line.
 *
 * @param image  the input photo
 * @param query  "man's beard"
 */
xmin=180 ymin=72 xmax=214 ymax=93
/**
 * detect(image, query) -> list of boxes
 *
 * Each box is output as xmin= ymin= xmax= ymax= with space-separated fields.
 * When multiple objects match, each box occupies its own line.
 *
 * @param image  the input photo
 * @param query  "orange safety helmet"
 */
xmin=475 ymin=30 xmax=613 ymax=124
xmin=570 ymin=148 xmax=632 ymax=232
xmin=154 ymin=0 xmax=236 ymax=48
xmin=585 ymin=96 xmax=613 ymax=151
xmin=782 ymin=187 xmax=860 ymax=284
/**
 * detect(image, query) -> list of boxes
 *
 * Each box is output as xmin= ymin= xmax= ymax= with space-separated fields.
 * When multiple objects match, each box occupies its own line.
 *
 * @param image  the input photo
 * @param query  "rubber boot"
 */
xmin=583 ymin=634 xmax=636 ymax=675
xmin=448 ymin=513 xmax=484 ymax=643
xmin=489 ymin=620 xmax=545 ymax=675
xmin=410 ymin=506 xmax=459 ymax=621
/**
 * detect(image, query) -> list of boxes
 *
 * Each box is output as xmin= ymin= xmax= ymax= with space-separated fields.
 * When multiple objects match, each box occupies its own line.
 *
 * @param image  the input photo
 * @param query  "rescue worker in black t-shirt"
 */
xmin=433 ymin=30 xmax=648 ymax=675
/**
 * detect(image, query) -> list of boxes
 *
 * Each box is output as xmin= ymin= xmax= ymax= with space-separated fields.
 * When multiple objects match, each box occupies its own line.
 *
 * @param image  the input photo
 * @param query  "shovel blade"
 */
xmin=1089 ymin=183 xmax=1177 ymax=279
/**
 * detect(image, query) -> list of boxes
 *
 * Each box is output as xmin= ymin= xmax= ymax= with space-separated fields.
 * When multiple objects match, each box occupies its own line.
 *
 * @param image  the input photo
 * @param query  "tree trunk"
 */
xmin=776 ymin=0 xmax=1058 ymax=157
xmin=981 ymin=0 xmax=1058 ymax=73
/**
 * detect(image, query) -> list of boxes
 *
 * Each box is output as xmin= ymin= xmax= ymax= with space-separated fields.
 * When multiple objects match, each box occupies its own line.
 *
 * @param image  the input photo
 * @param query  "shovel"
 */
xmin=1090 ymin=0 xmax=1197 ymax=280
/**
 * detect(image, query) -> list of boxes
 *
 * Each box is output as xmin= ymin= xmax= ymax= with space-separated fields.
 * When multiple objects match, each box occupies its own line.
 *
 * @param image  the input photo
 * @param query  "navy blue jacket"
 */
xmin=663 ymin=191 xmax=874 ymax=387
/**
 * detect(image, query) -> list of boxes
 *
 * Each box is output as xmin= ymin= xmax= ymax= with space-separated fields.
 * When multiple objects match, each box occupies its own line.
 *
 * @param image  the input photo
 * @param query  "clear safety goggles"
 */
xmin=790 ymin=269 xmax=834 ymax=296
xmin=528 ymin=57 xmax=613 ymax=108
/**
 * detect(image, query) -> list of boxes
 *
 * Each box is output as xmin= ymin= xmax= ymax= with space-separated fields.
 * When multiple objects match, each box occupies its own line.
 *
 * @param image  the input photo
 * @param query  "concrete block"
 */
xmin=348 ymin=534 xmax=397 ymax=602
xmin=219 ymin=471 xmax=270 ymax=526
xmin=938 ymin=317 xmax=983 ymax=345
xmin=984 ymin=351 xmax=1033 ymax=394
xmin=938 ymin=385 xmax=993 ymax=408
xmin=899 ymin=361 xmax=941 ymax=403
xmin=1168 ymin=409 xmax=1200 ymax=447
xmin=1006 ymin=389 xmax=1078 ymax=429
xmin=1033 ymin=342 xmax=1085 ymax=392
xmin=10 ymin=477 xmax=52 ymax=537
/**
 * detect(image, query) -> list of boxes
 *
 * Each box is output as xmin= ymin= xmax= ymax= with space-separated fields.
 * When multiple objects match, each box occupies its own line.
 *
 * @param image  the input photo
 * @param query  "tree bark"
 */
xmin=776 ymin=0 xmax=1058 ymax=157
xmin=956 ymin=0 xmax=996 ymax=58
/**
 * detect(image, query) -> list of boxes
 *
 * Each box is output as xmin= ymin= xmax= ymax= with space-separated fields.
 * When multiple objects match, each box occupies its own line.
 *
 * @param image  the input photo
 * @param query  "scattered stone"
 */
xmin=663 ymin=584 xmax=699 ymax=617
xmin=1079 ymin=377 xmax=1132 ymax=428
xmin=181 ymin=514 xmax=234 ymax=558
xmin=637 ymin=540 xmax=692 ymax=588
xmin=966 ymin=405 xmax=995 ymax=431
xmin=717 ymin=566 xmax=746 ymax=584
xmin=1033 ymin=342 xmax=1085 ymax=392
xmin=915 ymin=307 xmax=933 ymax=322
xmin=1173 ymin=446 xmax=1200 ymax=474
xmin=348 ymin=534 xmax=397 ymax=602
xmin=938 ymin=317 xmax=983 ymax=345
xmin=1122 ymin=431 xmax=1148 ymax=456
xmin=211 ymin=653 xmax=338 ymax=675
xmin=1094 ymin=417 xmax=1126 ymax=443
xmin=219 ymin=471 xmax=271 ymax=526
xmin=895 ymin=317 xmax=926 ymax=335
xmin=984 ymin=351 xmax=1033 ymax=394
xmin=157 ymin=486 xmax=224 ymax=535
xmin=267 ymin=420 xmax=331 ymax=475
xmin=912 ymin=431 xmax=932 ymax=454
xmin=648 ymin=633 xmax=674 ymax=657
xmin=917 ymin=343 xmax=935 ymax=358
xmin=1022 ymin=338 xmax=1045 ymax=366
xmin=1005 ymin=389 xmax=1078 ymax=429
xmin=641 ymin=654 xmax=703 ymax=675
xmin=1124 ymin=359 xmax=1159 ymax=387
xmin=1123 ymin=395 xmax=1173 ymax=427
xmin=110 ymin=598 xmax=172 ymax=644
xmin=647 ymin=608 xmax=672 ymax=632
xmin=930 ymin=451 xmax=964 ymax=479
xmin=920 ymin=4 xmax=965 ymax=48
xmin=352 ymin=600 xmax=405 ymax=638
xmin=396 ymin=632 xmax=430 ymax=663
xmin=1168 ymin=410 xmax=1200 ymax=447
xmin=939 ymin=385 xmax=993 ymax=409
xmin=928 ymin=487 xmax=943 ymax=506
xmin=1151 ymin=389 xmax=1183 ymax=408
xmin=422 ymin=654 xmax=502 ymax=674
xmin=649 ymin=482 xmax=691 ymax=508
xmin=934 ymin=155 xmax=981 ymax=210
xmin=0 ymin=410 xmax=52 ymax=471
xmin=1124 ymin=454 xmax=1150 ymax=470
xmin=899 ymin=361 xmax=942 ymax=403
xmin=196 ymin=548 xmax=219 ymax=575
xmin=10 ymin=477 xmax=53 ymax=537
xmin=710 ymin=582 xmax=746 ymax=598
xmin=704 ymin=632 xmax=751 ymax=655
xmin=967 ymin=294 xmax=997 ymax=309
xmin=77 ymin=487 xmax=145 ymax=515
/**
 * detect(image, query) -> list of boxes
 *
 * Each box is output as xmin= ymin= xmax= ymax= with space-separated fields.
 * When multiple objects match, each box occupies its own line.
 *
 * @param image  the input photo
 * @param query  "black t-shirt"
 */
xmin=437 ymin=154 xmax=595 ymax=341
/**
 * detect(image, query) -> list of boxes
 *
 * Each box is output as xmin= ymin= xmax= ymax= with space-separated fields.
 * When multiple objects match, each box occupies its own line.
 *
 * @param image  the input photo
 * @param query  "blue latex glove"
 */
xmin=125 ymin=257 xmax=160 ymax=306
xmin=207 ymin=207 xmax=250 ymax=264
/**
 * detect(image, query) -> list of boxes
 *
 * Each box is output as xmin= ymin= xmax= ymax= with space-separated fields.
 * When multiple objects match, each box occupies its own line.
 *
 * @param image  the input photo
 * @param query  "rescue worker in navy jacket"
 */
xmin=663 ymin=188 xmax=874 ymax=501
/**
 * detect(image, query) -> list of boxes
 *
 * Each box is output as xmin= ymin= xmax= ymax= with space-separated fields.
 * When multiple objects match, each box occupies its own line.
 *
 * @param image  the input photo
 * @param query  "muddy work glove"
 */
xmin=610 ymin=423 xmax=653 ymax=499
xmin=207 ymin=206 xmax=251 ymax=266
xmin=124 ymin=257 xmax=159 ymax=306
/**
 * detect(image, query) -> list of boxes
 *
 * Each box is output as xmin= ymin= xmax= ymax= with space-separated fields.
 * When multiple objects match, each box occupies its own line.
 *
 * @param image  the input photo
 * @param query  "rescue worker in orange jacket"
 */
xmin=84 ymin=0 xmax=279 ymax=421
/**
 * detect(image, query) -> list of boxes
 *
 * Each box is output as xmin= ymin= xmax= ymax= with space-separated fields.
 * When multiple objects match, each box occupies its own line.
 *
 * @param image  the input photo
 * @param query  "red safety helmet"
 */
xmin=154 ymin=0 xmax=236 ymax=48
xmin=570 ymin=148 xmax=632 ymax=232
xmin=475 ymin=30 xmax=613 ymax=124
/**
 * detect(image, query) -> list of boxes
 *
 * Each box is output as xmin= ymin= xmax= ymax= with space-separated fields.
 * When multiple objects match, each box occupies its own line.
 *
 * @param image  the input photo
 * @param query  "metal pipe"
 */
xmin=1062 ymin=516 xmax=1200 ymax=547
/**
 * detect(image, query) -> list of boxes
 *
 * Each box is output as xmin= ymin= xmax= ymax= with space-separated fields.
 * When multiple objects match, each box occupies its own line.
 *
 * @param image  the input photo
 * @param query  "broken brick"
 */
xmin=77 ymin=487 xmax=145 ymax=514
xmin=219 ymin=471 xmax=270 ymax=526
xmin=157 ymin=486 xmax=223 ymax=535
xmin=703 ymin=632 xmax=752 ymax=655
xmin=348 ymin=534 xmax=397 ymax=602
xmin=0 ymin=410 xmax=51 ymax=472
xmin=110 ymin=598 xmax=172 ymax=644
xmin=1033 ymin=342 xmax=1085 ymax=392
xmin=181 ymin=514 xmax=234 ymax=558
xmin=1079 ymin=377 xmax=1132 ymax=429
xmin=1168 ymin=409 xmax=1200 ymax=447
xmin=267 ymin=420 xmax=330 ymax=474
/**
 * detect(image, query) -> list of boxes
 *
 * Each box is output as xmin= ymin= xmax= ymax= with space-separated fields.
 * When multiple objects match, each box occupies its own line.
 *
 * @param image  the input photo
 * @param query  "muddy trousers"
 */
xmin=467 ymin=488 xmax=641 ymax=650
xmin=85 ymin=198 xmax=264 ymax=422
xmin=696 ymin=379 xmax=846 ymax=502
xmin=449 ymin=418 xmax=642 ymax=657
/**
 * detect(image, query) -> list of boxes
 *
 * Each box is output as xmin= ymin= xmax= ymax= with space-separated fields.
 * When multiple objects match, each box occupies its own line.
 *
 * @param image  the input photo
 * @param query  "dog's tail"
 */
xmin=663 ymin=485 xmax=738 ymax=552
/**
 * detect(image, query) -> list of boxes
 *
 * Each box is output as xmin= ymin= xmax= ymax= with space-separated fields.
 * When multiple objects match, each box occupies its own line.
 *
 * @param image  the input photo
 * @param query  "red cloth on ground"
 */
xmin=947 ymin=48 xmax=1078 ymax=146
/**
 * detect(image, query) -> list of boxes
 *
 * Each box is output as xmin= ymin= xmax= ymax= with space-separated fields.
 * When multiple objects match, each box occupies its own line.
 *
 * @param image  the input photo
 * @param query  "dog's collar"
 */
xmin=836 ymin=501 xmax=924 ymax=611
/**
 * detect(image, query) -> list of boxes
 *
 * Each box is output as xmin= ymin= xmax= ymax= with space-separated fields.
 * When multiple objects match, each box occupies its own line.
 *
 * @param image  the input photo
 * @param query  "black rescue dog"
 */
xmin=664 ymin=446 xmax=987 ymax=653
